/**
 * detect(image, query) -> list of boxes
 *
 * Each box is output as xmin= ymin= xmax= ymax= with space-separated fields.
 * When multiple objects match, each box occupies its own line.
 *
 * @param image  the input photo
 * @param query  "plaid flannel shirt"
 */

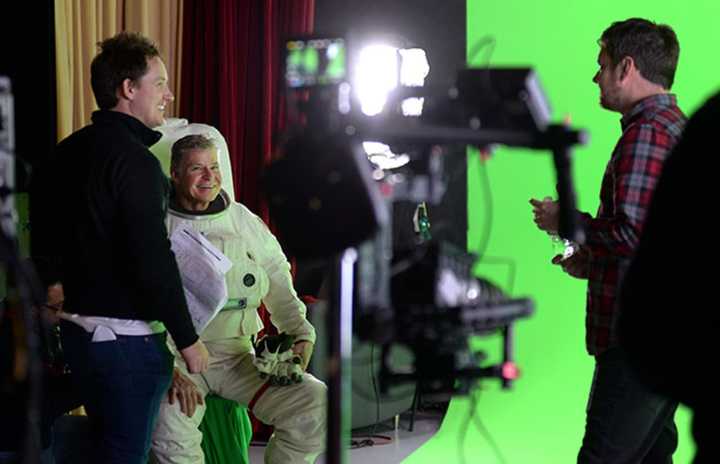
xmin=579 ymin=93 xmax=685 ymax=356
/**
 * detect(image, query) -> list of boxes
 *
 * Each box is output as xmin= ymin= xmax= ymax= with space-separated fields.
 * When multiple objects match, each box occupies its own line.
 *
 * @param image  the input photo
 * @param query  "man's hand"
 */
xmin=552 ymin=247 xmax=590 ymax=279
xmin=530 ymin=197 xmax=559 ymax=234
xmin=168 ymin=368 xmax=204 ymax=418
xmin=292 ymin=341 xmax=314 ymax=371
xmin=180 ymin=339 xmax=209 ymax=374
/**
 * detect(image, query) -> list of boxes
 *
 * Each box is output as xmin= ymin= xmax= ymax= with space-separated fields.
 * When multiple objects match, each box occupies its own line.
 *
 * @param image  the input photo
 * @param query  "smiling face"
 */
xmin=171 ymin=147 xmax=223 ymax=211
xmin=126 ymin=56 xmax=174 ymax=128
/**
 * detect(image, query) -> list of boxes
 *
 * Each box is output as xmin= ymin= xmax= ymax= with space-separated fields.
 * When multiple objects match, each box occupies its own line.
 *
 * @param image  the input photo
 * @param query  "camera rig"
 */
xmin=264 ymin=35 xmax=587 ymax=463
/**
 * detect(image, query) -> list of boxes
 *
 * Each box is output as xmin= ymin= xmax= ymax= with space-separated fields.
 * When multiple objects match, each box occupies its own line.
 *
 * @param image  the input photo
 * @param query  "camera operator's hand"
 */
xmin=530 ymin=197 xmax=559 ymax=234
xmin=180 ymin=339 xmax=209 ymax=374
xmin=168 ymin=368 xmax=204 ymax=418
xmin=552 ymin=247 xmax=590 ymax=279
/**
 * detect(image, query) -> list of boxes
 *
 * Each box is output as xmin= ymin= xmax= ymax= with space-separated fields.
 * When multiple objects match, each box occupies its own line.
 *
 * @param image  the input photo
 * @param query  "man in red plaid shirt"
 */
xmin=531 ymin=18 xmax=686 ymax=463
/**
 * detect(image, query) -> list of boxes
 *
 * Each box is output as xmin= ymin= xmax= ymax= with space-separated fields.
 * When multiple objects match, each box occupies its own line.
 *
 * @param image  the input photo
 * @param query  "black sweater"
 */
xmin=31 ymin=110 xmax=198 ymax=349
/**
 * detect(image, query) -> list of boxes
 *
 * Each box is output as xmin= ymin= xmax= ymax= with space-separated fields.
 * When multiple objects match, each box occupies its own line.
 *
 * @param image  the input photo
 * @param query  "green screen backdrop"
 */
xmin=406 ymin=1 xmax=720 ymax=462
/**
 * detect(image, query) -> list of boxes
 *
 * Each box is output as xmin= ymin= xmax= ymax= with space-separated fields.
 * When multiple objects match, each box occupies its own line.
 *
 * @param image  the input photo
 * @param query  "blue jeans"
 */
xmin=60 ymin=321 xmax=173 ymax=464
xmin=578 ymin=347 xmax=678 ymax=463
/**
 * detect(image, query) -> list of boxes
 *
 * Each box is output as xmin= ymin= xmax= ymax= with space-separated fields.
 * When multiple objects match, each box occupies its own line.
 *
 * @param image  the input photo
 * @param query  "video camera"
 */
xmin=265 ymin=36 xmax=586 ymax=394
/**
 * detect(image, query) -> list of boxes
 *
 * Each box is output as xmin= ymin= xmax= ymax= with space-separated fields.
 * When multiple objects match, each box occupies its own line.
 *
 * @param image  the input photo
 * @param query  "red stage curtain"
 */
xmin=180 ymin=0 xmax=314 ymax=218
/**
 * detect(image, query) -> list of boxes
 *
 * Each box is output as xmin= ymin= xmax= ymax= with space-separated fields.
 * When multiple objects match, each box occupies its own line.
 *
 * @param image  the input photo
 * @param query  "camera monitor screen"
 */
xmin=285 ymin=37 xmax=346 ymax=88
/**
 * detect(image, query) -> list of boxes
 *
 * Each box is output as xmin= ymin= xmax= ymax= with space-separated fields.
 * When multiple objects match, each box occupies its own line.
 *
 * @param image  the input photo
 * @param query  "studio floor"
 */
xmin=249 ymin=405 xmax=445 ymax=464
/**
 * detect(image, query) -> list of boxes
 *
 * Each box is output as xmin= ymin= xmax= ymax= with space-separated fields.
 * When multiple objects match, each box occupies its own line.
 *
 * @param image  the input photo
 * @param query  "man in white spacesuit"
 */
xmin=151 ymin=134 xmax=326 ymax=464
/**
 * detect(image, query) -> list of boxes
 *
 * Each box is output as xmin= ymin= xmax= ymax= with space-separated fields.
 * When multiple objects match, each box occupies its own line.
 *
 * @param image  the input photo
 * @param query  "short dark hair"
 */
xmin=171 ymin=134 xmax=217 ymax=173
xmin=90 ymin=32 xmax=160 ymax=109
xmin=600 ymin=18 xmax=679 ymax=89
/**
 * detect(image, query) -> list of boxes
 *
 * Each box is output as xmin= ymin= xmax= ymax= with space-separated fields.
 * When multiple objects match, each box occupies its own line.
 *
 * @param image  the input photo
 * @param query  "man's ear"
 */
xmin=118 ymin=77 xmax=135 ymax=101
xmin=618 ymin=56 xmax=635 ymax=82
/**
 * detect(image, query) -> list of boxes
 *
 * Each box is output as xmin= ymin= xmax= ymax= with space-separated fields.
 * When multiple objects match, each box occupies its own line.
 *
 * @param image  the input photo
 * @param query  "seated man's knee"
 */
xmin=298 ymin=376 xmax=327 ymax=420
xmin=300 ymin=377 xmax=327 ymax=435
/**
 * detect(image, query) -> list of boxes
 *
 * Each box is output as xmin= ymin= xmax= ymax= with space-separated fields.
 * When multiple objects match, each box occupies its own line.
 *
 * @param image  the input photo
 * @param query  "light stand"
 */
xmin=325 ymin=249 xmax=357 ymax=464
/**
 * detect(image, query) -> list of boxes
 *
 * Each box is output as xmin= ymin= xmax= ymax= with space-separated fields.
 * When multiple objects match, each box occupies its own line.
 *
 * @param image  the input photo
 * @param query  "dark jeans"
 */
xmin=60 ymin=321 xmax=173 ymax=464
xmin=578 ymin=347 xmax=678 ymax=464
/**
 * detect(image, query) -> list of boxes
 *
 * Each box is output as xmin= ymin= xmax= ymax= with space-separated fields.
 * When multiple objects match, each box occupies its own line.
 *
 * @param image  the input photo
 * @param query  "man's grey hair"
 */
xmin=170 ymin=134 xmax=217 ymax=172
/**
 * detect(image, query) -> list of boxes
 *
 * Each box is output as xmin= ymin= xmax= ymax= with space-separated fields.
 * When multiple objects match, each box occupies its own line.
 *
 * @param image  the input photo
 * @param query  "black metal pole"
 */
xmin=501 ymin=325 xmax=513 ymax=390
xmin=325 ymin=248 xmax=356 ymax=464
xmin=552 ymin=144 xmax=584 ymax=244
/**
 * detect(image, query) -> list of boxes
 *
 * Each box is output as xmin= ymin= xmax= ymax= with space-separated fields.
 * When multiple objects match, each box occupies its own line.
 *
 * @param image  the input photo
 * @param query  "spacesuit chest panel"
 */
xmin=167 ymin=207 xmax=270 ymax=311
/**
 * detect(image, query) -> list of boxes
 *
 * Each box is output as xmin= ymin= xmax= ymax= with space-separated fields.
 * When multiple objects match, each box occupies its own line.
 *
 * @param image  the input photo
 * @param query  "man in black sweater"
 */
xmin=31 ymin=32 xmax=208 ymax=464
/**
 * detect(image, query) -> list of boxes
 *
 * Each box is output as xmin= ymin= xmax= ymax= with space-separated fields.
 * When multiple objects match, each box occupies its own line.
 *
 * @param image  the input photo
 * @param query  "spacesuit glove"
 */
xmin=253 ymin=333 xmax=304 ymax=386
xmin=266 ymin=354 xmax=304 ymax=385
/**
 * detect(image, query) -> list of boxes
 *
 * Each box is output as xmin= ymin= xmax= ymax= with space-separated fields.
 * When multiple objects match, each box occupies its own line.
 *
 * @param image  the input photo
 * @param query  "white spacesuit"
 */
xmin=150 ymin=190 xmax=326 ymax=464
